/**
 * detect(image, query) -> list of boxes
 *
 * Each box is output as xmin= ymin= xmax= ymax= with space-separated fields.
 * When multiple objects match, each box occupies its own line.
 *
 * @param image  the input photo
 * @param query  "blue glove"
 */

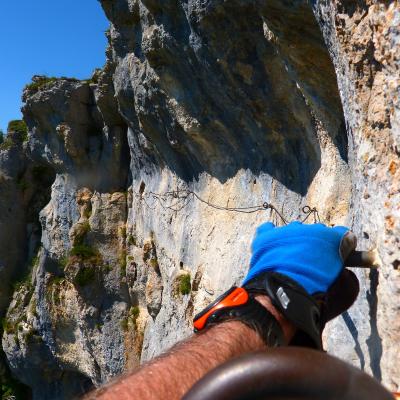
xmin=242 ymin=221 xmax=349 ymax=295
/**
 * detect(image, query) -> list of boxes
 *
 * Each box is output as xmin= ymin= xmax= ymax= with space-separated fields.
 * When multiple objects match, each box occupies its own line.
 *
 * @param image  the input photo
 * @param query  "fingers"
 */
xmin=339 ymin=231 xmax=357 ymax=261
xmin=322 ymin=269 xmax=360 ymax=323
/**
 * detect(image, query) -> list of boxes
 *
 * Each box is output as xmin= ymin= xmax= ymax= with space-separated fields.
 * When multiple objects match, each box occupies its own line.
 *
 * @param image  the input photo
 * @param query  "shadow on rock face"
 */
xmin=109 ymin=0 xmax=347 ymax=196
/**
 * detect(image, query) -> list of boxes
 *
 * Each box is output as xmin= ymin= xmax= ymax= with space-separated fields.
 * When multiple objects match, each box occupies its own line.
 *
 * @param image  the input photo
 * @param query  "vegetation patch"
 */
xmin=120 ymin=318 xmax=129 ymax=331
xmin=8 ymin=120 xmax=28 ymax=141
xmin=83 ymin=206 xmax=92 ymax=219
xmin=1 ymin=314 xmax=26 ymax=336
xmin=65 ymin=222 xmax=100 ymax=267
xmin=121 ymin=306 xmax=140 ymax=332
xmin=119 ymin=250 xmax=127 ymax=276
xmin=128 ymin=234 xmax=136 ymax=246
xmin=119 ymin=225 xmax=127 ymax=240
xmin=103 ymin=263 xmax=113 ymax=273
xmin=48 ymin=275 xmax=65 ymax=287
xmin=12 ymin=249 xmax=40 ymax=293
xmin=0 ymin=135 xmax=13 ymax=151
xmin=25 ymin=76 xmax=58 ymax=93
xmin=178 ymin=274 xmax=191 ymax=296
xmin=129 ymin=306 xmax=140 ymax=327
xmin=74 ymin=266 xmax=96 ymax=287
xmin=0 ymin=120 xmax=29 ymax=149
xmin=1 ymin=318 xmax=16 ymax=335
xmin=149 ymin=258 xmax=159 ymax=270
xmin=73 ymin=221 xmax=91 ymax=246
xmin=0 ymin=363 xmax=31 ymax=399
xmin=62 ymin=221 xmax=102 ymax=285
xmin=45 ymin=274 xmax=67 ymax=304
xmin=58 ymin=256 xmax=69 ymax=271
xmin=70 ymin=243 xmax=97 ymax=259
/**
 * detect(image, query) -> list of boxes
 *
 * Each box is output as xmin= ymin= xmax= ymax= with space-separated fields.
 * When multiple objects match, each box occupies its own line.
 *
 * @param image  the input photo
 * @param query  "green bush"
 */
xmin=130 ymin=306 xmax=140 ymax=321
xmin=70 ymin=244 xmax=97 ymax=260
xmin=0 ymin=135 xmax=13 ymax=150
xmin=72 ymin=221 xmax=91 ymax=246
xmin=12 ymin=249 xmax=40 ymax=292
xmin=83 ymin=207 xmax=92 ymax=219
xmin=74 ymin=266 xmax=96 ymax=287
xmin=1 ymin=375 xmax=31 ymax=399
xmin=0 ymin=129 xmax=4 ymax=144
xmin=149 ymin=258 xmax=159 ymax=269
xmin=1 ymin=318 xmax=15 ymax=335
xmin=25 ymin=75 xmax=80 ymax=94
xmin=25 ymin=76 xmax=58 ymax=93
xmin=120 ymin=318 xmax=129 ymax=331
xmin=119 ymin=226 xmax=127 ymax=240
xmin=48 ymin=275 xmax=64 ymax=286
xmin=120 ymin=306 xmax=140 ymax=332
xmin=58 ymin=256 xmax=68 ymax=271
xmin=8 ymin=120 xmax=27 ymax=135
xmin=128 ymin=235 xmax=136 ymax=246
xmin=178 ymin=274 xmax=191 ymax=296
xmin=119 ymin=250 xmax=127 ymax=275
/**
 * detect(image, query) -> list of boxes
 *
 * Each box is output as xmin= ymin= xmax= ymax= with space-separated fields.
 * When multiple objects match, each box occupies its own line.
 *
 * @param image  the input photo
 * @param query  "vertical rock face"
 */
xmin=313 ymin=1 xmax=400 ymax=390
xmin=0 ymin=1 xmax=398 ymax=398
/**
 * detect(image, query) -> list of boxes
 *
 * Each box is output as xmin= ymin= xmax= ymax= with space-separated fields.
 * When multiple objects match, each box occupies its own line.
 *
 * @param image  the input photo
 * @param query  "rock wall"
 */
xmin=314 ymin=1 xmax=400 ymax=389
xmin=0 ymin=1 xmax=398 ymax=398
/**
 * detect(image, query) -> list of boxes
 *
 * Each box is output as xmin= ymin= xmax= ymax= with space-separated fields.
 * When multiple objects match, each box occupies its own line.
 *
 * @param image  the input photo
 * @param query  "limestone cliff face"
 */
xmin=0 ymin=1 xmax=399 ymax=398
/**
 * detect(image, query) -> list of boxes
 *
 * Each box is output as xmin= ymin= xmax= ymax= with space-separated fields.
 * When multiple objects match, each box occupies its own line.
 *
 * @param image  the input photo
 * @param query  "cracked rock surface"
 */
xmin=0 ymin=1 xmax=399 ymax=398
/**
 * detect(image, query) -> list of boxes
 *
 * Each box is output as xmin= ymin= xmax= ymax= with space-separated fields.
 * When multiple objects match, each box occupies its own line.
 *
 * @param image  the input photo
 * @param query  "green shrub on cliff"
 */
xmin=119 ymin=249 xmax=127 ymax=275
xmin=25 ymin=76 xmax=58 ymax=93
xmin=74 ymin=266 xmax=96 ymax=287
xmin=25 ymin=75 xmax=80 ymax=94
xmin=8 ymin=120 xmax=27 ymax=137
xmin=12 ymin=249 xmax=40 ymax=292
xmin=120 ymin=306 xmax=140 ymax=332
xmin=73 ymin=221 xmax=91 ymax=246
xmin=64 ymin=221 xmax=102 ymax=284
xmin=178 ymin=274 xmax=191 ymax=296
xmin=70 ymin=244 xmax=98 ymax=260
xmin=0 ymin=121 xmax=28 ymax=149
xmin=0 ymin=134 xmax=13 ymax=150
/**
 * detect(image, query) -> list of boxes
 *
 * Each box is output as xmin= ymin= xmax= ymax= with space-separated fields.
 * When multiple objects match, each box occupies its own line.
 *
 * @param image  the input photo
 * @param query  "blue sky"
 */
xmin=0 ymin=1 xmax=109 ymax=132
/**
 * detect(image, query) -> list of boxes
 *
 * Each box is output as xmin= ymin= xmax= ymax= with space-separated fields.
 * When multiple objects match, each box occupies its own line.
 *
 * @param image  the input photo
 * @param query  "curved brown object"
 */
xmin=183 ymin=348 xmax=394 ymax=400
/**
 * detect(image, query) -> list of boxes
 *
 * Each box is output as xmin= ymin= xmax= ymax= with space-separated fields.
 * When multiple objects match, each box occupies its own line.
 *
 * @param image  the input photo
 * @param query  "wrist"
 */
xmin=193 ymin=287 xmax=285 ymax=348
xmin=210 ymin=320 xmax=268 ymax=352
xmin=254 ymin=294 xmax=296 ymax=344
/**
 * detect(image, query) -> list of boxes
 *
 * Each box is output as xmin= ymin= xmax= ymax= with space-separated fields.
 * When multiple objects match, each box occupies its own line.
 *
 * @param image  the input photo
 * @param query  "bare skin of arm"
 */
xmin=85 ymin=296 xmax=295 ymax=400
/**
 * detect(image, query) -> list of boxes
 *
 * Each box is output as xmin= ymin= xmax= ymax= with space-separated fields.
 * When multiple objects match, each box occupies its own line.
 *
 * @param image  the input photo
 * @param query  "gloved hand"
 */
xmin=242 ymin=221 xmax=360 ymax=348
xmin=243 ymin=221 xmax=353 ymax=295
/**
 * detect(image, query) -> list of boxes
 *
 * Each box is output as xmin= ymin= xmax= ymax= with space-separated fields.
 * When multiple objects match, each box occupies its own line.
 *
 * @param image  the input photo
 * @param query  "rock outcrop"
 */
xmin=0 ymin=1 xmax=398 ymax=398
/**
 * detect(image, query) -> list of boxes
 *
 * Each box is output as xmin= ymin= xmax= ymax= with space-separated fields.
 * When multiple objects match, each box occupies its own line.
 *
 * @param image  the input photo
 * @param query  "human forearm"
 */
xmin=85 ymin=295 xmax=294 ymax=400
